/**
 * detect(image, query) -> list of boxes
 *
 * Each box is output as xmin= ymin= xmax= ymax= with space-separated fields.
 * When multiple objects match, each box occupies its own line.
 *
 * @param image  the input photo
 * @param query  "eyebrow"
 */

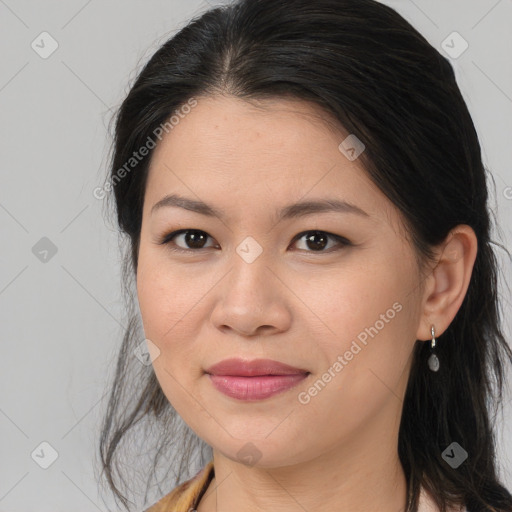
xmin=150 ymin=193 xmax=370 ymax=221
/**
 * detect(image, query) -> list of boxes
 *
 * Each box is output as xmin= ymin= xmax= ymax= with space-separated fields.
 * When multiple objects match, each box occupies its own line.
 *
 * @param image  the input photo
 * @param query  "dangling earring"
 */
xmin=428 ymin=324 xmax=440 ymax=372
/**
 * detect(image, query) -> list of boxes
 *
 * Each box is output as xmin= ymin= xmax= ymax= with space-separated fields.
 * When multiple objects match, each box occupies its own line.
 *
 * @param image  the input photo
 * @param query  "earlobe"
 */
xmin=416 ymin=225 xmax=478 ymax=341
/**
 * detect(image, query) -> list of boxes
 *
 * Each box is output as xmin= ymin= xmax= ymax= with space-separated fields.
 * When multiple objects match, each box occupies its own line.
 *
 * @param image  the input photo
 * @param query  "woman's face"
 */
xmin=136 ymin=95 xmax=426 ymax=467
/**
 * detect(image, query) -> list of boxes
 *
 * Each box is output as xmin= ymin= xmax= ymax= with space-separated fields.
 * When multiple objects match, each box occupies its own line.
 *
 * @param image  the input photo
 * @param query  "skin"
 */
xmin=136 ymin=95 xmax=478 ymax=512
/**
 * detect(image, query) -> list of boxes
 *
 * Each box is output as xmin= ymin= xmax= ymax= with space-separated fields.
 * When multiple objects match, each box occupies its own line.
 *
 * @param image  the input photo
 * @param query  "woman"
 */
xmin=98 ymin=0 xmax=512 ymax=511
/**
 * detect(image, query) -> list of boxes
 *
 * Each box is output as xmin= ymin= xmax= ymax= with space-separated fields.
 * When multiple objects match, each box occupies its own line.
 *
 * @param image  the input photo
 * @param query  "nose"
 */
xmin=209 ymin=255 xmax=292 ymax=337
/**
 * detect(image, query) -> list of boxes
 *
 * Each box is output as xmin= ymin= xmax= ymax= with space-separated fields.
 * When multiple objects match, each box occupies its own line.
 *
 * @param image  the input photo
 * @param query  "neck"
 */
xmin=197 ymin=415 xmax=408 ymax=512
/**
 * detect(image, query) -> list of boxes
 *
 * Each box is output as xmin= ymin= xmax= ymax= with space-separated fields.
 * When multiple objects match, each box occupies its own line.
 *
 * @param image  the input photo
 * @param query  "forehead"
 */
xmin=149 ymin=96 xmax=356 ymax=180
xmin=143 ymin=94 xmax=396 ymax=227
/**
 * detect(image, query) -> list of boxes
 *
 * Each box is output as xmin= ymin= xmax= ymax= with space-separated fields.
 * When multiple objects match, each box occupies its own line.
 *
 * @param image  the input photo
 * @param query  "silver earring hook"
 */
xmin=428 ymin=324 xmax=440 ymax=372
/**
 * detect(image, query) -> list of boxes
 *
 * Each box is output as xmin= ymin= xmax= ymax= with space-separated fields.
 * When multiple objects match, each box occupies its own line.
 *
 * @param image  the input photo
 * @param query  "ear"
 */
xmin=415 ymin=225 xmax=478 ymax=341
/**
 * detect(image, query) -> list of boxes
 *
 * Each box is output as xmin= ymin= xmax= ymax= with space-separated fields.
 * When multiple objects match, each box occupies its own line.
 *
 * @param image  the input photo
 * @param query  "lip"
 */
xmin=205 ymin=358 xmax=309 ymax=377
xmin=204 ymin=358 xmax=310 ymax=401
xmin=207 ymin=374 xmax=309 ymax=401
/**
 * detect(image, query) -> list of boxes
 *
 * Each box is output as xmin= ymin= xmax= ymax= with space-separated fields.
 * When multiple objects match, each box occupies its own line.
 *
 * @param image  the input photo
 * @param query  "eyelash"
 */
xmin=157 ymin=229 xmax=351 ymax=254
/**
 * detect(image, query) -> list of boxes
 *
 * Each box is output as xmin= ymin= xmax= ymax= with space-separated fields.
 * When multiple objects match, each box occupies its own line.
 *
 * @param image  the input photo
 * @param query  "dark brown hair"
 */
xmin=98 ymin=1 xmax=512 ymax=510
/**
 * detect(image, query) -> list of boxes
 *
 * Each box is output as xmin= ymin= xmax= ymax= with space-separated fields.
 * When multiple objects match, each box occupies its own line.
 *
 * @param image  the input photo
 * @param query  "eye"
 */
xmin=158 ymin=229 xmax=218 ymax=252
xmin=157 ymin=229 xmax=351 ymax=253
xmin=290 ymin=230 xmax=351 ymax=252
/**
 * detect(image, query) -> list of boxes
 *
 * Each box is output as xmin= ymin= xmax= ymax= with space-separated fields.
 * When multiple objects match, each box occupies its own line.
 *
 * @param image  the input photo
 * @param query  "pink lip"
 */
xmin=208 ymin=374 xmax=309 ymax=400
xmin=205 ymin=358 xmax=310 ymax=401
xmin=205 ymin=357 xmax=309 ymax=376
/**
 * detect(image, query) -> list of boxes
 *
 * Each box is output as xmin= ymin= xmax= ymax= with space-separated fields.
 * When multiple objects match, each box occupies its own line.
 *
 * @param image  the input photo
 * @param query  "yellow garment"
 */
xmin=145 ymin=460 xmax=214 ymax=512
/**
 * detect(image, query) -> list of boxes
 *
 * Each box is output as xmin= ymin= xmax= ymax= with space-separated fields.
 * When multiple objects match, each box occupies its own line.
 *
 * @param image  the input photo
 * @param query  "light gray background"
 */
xmin=1 ymin=0 xmax=511 ymax=510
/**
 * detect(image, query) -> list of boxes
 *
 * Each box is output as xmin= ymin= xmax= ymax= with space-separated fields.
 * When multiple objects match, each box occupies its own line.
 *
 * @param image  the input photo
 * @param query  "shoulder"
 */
xmin=144 ymin=460 xmax=214 ymax=512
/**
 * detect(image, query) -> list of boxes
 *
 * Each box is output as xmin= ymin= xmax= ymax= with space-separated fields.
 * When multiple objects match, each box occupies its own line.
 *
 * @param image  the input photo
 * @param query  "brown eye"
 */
xmin=159 ymin=229 xmax=217 ymax=251
xmin=291 ymin=230 xmax=350 ymax=252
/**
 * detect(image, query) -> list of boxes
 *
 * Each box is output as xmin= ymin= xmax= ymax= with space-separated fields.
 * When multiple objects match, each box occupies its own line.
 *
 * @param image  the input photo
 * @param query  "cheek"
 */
xmin=136 ymin=255 xmax=194 ymax=377
xmin=137 ymin=249 xmax=205 ymax=340
xmin=136 ymin=257 xmax=209 ymax=415
xmin=306 ymin=260 xmax=416 ymax=399
xmin=294 ymin=261 xmax=403 ymax=342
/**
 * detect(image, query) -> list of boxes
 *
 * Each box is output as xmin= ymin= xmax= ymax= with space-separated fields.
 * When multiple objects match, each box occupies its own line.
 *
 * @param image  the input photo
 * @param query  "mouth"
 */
xmin=206 ymin=373 xmax=310 ymax=401
xmin=204 ymin=358 xmax=310 ymax=401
